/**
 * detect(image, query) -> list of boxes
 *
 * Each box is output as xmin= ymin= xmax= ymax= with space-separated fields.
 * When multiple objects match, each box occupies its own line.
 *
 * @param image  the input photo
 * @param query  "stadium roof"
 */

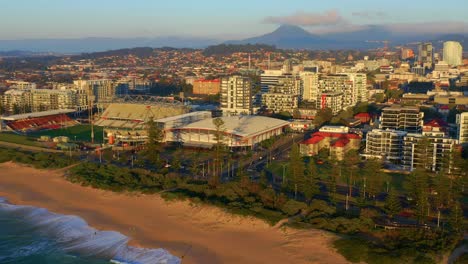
xmin=100 ymin=103 xmax=188 ymax=122
xmin=155 ymin=111 xmax=211 ymax=124
xmin=180 ymin=116 xmax=289 ymax=138
xmin=1 ymin=109 xmax=76 ymax=121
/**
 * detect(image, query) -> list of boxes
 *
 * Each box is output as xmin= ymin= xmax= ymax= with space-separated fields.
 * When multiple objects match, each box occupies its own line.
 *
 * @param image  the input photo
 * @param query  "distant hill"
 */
xmin=0 ymin=37 xmax=218 ymax=53
xmin=430 ymin=34 xmax=468 ymax=50
xmin=202 ymin=44 xmax=276 ymax=56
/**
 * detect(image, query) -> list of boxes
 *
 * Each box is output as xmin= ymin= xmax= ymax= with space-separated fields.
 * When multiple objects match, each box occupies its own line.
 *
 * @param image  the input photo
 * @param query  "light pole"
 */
xmin=281 ymin=164 xmax=287 ymax=184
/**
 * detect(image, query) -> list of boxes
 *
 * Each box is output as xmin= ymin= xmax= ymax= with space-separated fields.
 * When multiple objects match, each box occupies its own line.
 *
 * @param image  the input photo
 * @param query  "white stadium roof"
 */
xmin=180 ymin=115 xmax=290 ymax=138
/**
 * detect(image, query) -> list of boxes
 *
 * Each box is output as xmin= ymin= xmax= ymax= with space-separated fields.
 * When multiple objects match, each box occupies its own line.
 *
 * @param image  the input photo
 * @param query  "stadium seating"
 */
xmin=6 ymin=114 xmax=78 ymax=133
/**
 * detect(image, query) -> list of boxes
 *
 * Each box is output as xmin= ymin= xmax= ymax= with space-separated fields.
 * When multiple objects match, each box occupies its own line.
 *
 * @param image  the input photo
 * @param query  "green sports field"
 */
xmin=32 ymin=124 xmax=104 ymax=143
xmin=0 ymin=132 xmax=41 ymax=147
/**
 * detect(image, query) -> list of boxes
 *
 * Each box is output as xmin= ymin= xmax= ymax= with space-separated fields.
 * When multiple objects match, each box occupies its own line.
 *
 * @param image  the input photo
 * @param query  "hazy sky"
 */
xmin=1 ymin=0 xmax=467 ymax=39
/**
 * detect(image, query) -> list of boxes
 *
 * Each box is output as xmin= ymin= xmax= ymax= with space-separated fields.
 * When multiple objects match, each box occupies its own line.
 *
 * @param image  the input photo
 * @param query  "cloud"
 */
xmin=263 ymin=10 xmax=345 ymax=27
xmin=351 ymin=11 xmax=387 ymax=19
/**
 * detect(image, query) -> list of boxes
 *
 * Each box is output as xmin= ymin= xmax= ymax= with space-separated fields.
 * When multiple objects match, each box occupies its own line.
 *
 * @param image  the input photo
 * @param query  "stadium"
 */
xmin=95 ymin=97 xmax=189 ymax=146
xmin=0 ymin=109 xmax=78 ymax=134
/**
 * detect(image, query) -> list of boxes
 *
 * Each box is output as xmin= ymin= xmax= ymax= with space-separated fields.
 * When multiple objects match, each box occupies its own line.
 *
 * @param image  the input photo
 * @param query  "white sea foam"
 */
xmin=0 ymin=197 xmax=181 ymax=264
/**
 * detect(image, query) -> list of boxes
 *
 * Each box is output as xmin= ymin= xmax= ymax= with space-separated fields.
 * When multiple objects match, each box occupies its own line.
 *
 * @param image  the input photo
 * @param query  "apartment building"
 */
xmin=192 ymin=79 xmax=220 ymax=95
xmin=261 ymin=93 xmax=298 ymax=113
xmin=300 ymin=72 xmax=319 ymax=102
xmin=73 ymin=79 xmax=125 ymax=102
xmin=443 ymin=41 xmax=463 ymax=67
xmin=261 ymin=75 xmax=301 ymax=113
xmin=456 ymin=112 xmax=468 ymax=144
xmin=5 ymin=80 xmax=37 ymax=90
xmin=1 ymin=89 xmax=32 ymax=113
xmin=220 ymin=76 xmax=252 ymax=115
xmin=402 ymin=131 xmax=457 ymax=171
xmin=316 ymin=91 xmax=343 ymax=115
xmin=418 ymin=42 xmax=433 ymax=68
xmin=365 ymin=129 xmax=407 ymax=163
xmin=1 ymin=88 xmax=88 ymax=114
xmin=379 ymin=106 xmax=424 ymax=133
xmin=317 ymin=73 xmax=366 ymax=109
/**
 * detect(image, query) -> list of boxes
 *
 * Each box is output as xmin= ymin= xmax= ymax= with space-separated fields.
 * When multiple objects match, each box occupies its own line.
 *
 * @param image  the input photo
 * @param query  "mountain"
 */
xmin=0 ymin=37 xmax=219 ymax=53
xmin=228 ymin=24 xmax=383 ymax=49
xmin=228 ymin=25 xmax=468 ymax=50
xmin=228 ymin=25 xmax=329 ymax=49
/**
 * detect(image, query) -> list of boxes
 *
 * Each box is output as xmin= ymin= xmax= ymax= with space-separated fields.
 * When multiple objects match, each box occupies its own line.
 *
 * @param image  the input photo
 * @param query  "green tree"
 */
xmin=343 ymin=150 xmax=360 ymax=197
xmin=433 ymin=173 xmax=450 ymax=209
xmin=448 ymin=202 xmax=464 ymax=234
xmin=405 ymin=168 xmax=430 ymax=223
xmin=288 ymin=144 xmax=306 ymax=200
xmin=210 ymin=117 xmax=226 ymax=188
xmin=449 ymin=147 xmax=468 ymax=202
xmin=384 ymin=188 xmax=401 ymax=218
xmin=146 ymin=118 xmax=164 ymax=168
xmin=361 ymin=158 xmax=383 ymax=200
xmin=303 ymin=160 xmax=320 ymax=204
xmin=325 ymin=158 xmax=340 ymax=203
xmin=313 ymin=108 xmax=333 ymax=127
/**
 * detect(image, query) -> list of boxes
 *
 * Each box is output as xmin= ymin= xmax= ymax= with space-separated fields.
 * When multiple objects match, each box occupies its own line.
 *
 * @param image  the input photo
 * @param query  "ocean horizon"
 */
xmin=0 ymin=197 xmax=180 ymax=264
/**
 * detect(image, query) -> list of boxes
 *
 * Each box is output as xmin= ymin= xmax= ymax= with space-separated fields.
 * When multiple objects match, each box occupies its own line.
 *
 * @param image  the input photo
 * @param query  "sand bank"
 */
xmin=0 ymin=162 xmax=348 ymax=264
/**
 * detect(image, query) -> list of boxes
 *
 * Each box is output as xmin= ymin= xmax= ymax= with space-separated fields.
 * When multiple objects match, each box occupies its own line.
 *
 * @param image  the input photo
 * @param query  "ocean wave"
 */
xmin=0 ymin=197 xmax=181 ymax=264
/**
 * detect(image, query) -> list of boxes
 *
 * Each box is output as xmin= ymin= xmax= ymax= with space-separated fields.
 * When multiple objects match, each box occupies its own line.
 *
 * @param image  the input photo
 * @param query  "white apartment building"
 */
xmin=347 ymin=73 xmax=367 ymax=103
xmin=220 ymin=76 xmax=252 ymax=115
xmin=6 ymin=81 xmax=37 ymax=90
xmin=402 ymin=131 xmax=458 ymax=172
xmin=261 ymin=75 xmax=301 ymax=113
xmin=456 ymin=112 xmax=468 ymax=144
xmin=1 ymin=89 xmax=32 ymax=113
xmin=300 ymin=72 xmax=319 ymax=102
xmin=73 ymin=79 xmax=125 ymax=102
xmin=365 ymin=129 xmax=407 ymax=164
xmin=1 ymin=88 xmax=88 ymax=114
xmin=260 ymin=70 xmax=284 ymax=93
xmin=379 ymin=106 xmax=424 ymax=133
xmin=318 ymin=74 xmax=355 ymax=108
xmin=443 ymin=41 xmax=463 ymax=67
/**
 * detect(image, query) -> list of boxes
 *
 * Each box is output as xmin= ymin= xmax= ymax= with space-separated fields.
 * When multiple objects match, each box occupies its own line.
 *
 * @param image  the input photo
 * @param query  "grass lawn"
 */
xmin=0 ymin=132 xmax=41 ymax=147
xmin=31 ymin=124 xmax=104 ymax=143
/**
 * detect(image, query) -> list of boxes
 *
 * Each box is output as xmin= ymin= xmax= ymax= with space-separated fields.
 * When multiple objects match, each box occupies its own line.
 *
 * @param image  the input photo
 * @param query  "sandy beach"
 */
xmin=0 ymin=162 xmax=349 ymax=264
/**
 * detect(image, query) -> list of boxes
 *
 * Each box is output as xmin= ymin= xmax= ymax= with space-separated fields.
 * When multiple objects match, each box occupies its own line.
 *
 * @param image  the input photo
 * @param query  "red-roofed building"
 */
xmin=299 ymin=131 xmax=361 ymax=160
xmin=437 ymin=105 xmax=450 ymax=116
xmin=423 ymin=119 xmax=449 ymax=136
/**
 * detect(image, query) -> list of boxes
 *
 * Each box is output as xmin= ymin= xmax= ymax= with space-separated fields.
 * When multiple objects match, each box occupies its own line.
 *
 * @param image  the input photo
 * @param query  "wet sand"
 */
xmin=0 ymin=162 xmax=349 ymax=264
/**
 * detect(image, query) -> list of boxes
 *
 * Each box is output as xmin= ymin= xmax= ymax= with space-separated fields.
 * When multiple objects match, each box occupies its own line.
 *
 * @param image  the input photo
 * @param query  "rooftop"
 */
xmin=1 ymin=109 xmax=76 ymax=121
xmin=180 ymin=115 xmax=289 ymax=137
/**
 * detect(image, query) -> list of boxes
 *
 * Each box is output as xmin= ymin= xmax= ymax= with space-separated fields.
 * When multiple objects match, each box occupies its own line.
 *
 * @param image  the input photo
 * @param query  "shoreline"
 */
xmin=0 ymin=162 xmax=349 ymax=264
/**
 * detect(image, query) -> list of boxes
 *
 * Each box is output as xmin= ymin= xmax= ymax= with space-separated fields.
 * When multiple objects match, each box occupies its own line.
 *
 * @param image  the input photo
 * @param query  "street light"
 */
xmin=281 ymin=164 xmax=287 ymax=184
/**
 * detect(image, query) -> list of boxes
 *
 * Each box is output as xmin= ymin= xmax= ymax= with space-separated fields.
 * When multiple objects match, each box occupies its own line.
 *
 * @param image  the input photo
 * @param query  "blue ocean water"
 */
xmin=0 ymin=198 xmax=180 ymax=264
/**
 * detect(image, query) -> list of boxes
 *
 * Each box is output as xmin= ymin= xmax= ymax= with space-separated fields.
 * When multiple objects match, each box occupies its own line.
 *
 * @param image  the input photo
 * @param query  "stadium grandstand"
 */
xmin=95 ymin=100 xmax=189 ymax=145
xmin=0 ymin=109 xmax=78 ymax=133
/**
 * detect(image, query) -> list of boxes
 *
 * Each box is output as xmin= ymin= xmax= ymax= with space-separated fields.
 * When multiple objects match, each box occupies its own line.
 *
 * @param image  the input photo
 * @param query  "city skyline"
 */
xmin=1 ymin=0 xmax=468 ymax=40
